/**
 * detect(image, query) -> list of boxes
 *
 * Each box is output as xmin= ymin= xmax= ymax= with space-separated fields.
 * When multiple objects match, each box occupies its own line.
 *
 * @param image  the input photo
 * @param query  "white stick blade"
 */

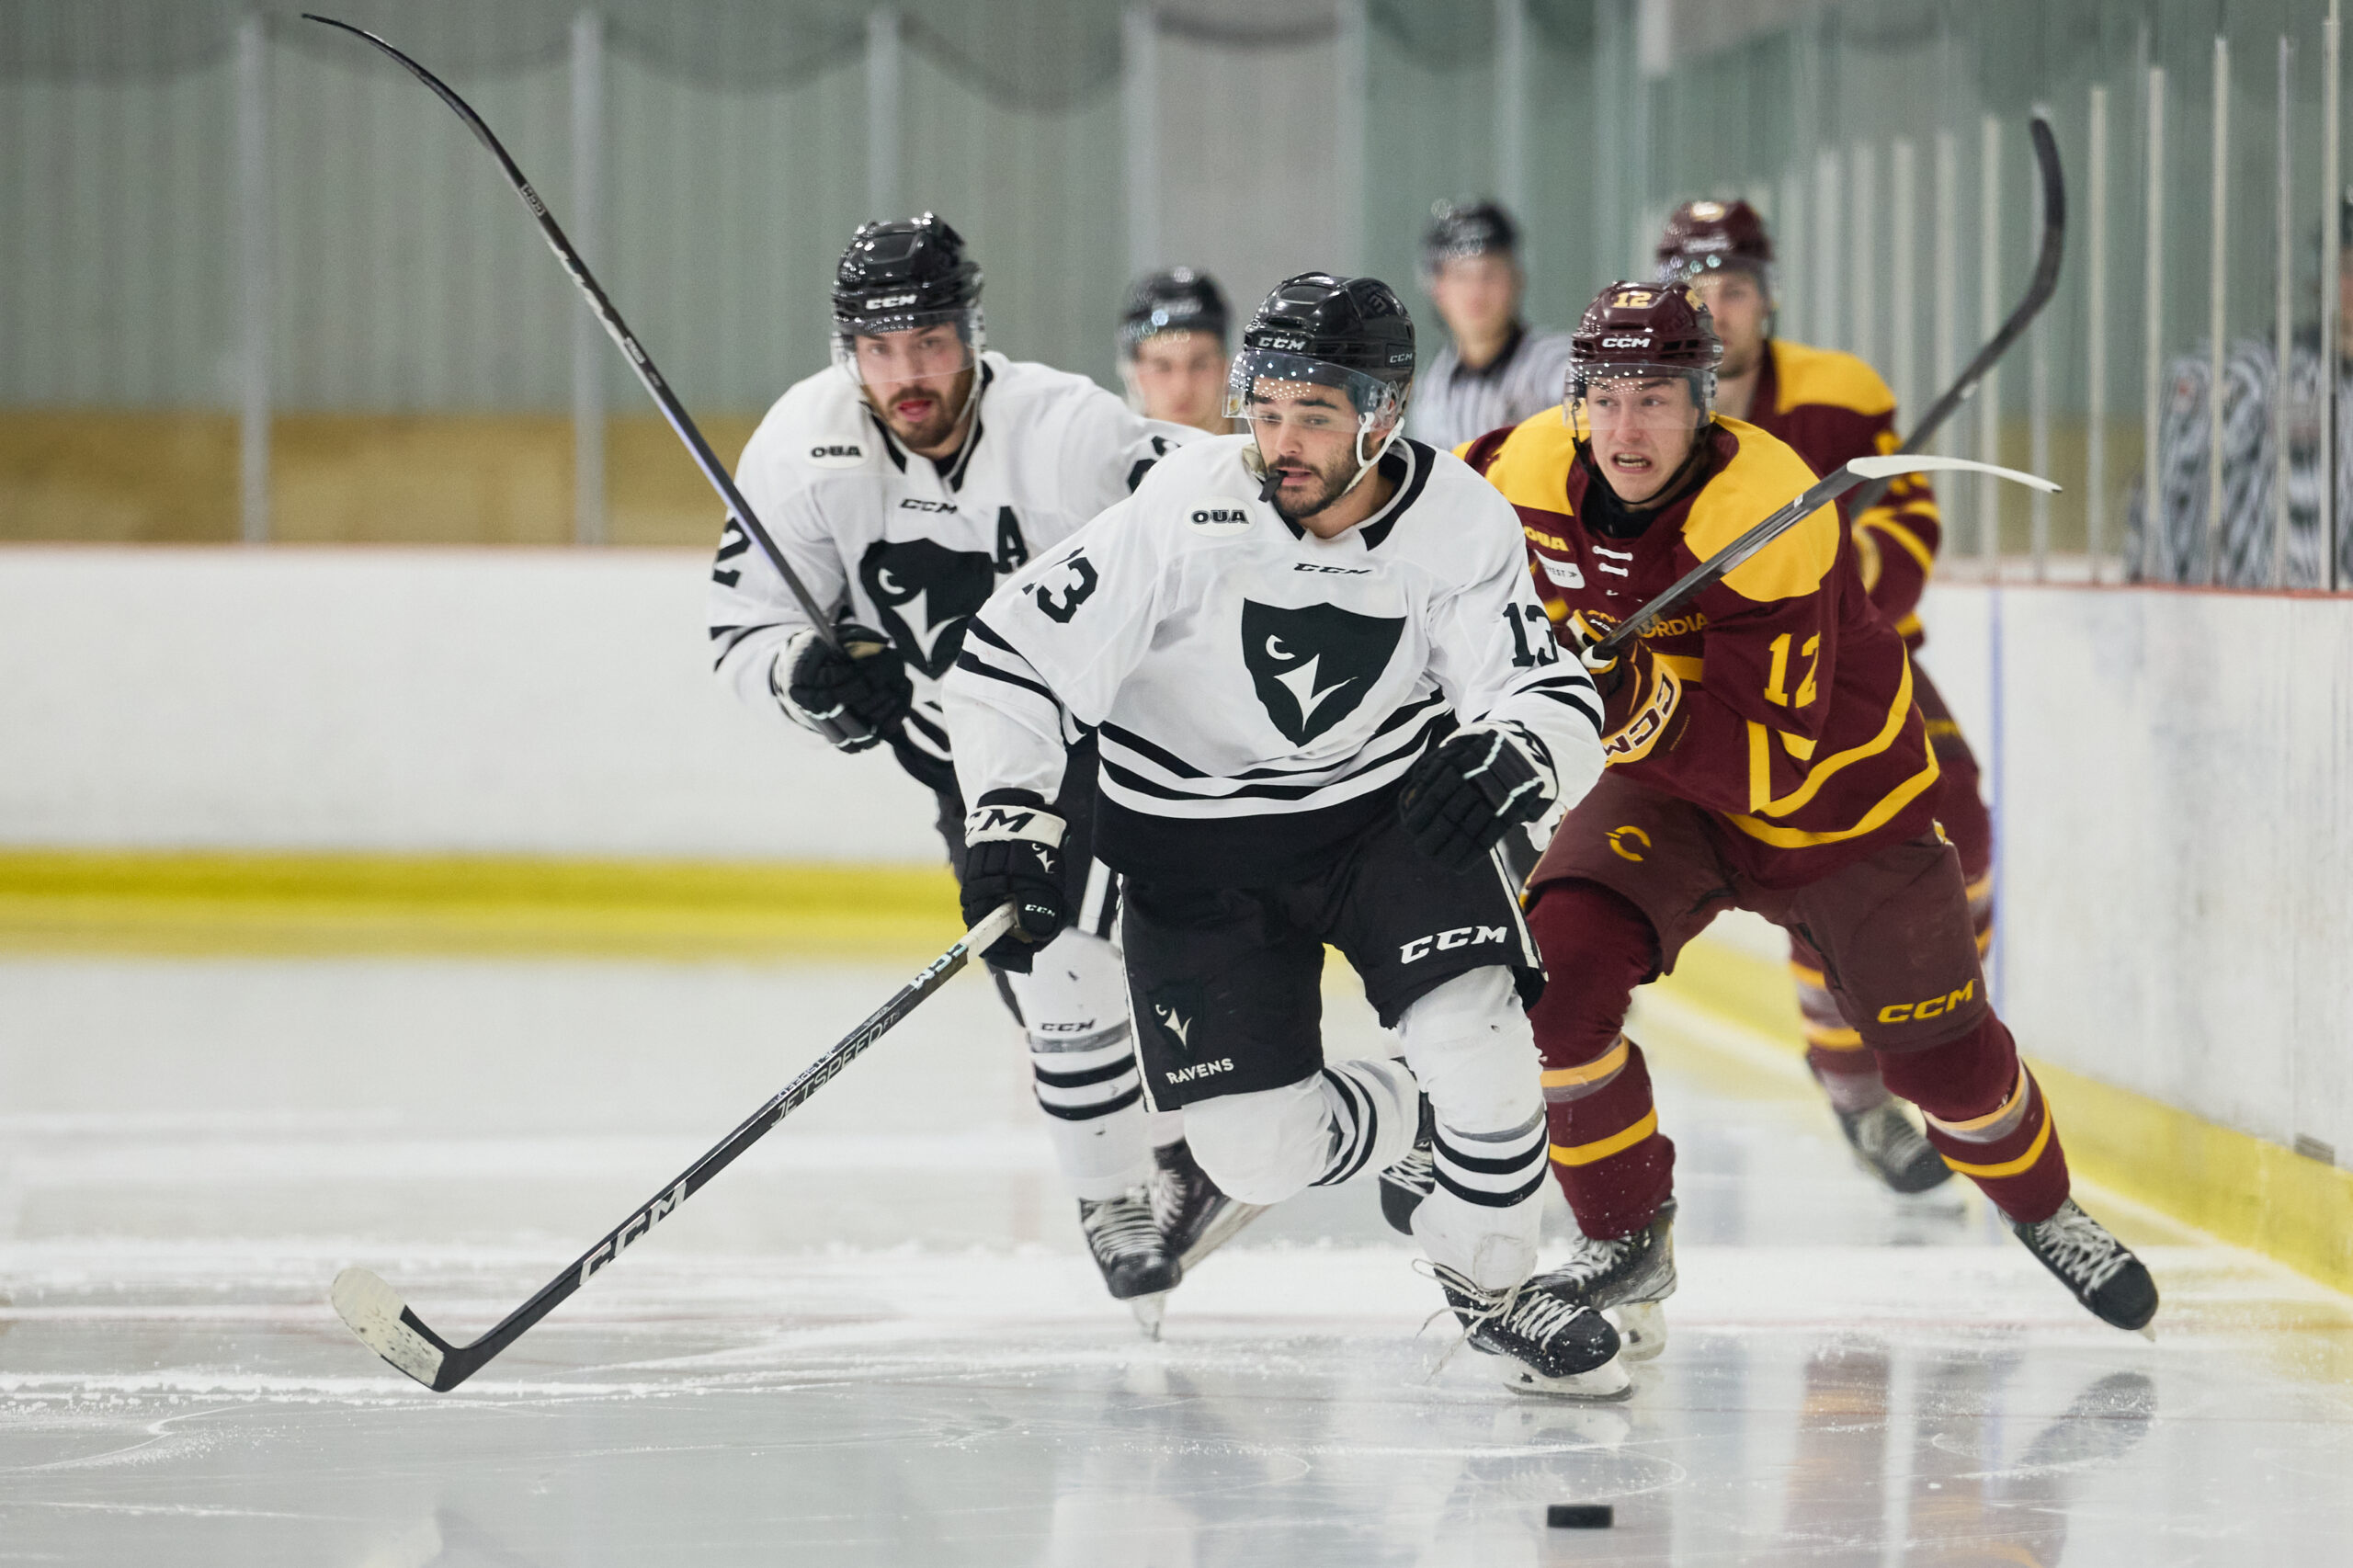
xmin=333 ymin=1266 xmax=447 ymax=1387
xmin=1847 ymin=454 xmax=2063 ymax=493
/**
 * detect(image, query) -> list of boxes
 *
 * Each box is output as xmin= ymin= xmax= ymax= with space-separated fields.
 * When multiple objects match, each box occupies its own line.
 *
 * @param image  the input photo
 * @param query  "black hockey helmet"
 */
xmin=1228 ymin=274 xmax=1415 ymax=499
xmin=831 ymin=212 xmax=983 ymax=349
xmin=1119 ymin=267 xmax=1230 ymax=358
xmin=1422 ymin=199 xmax=1520 ymax=274
xmin=1228 ymin=272 xmax=1415 ymax=416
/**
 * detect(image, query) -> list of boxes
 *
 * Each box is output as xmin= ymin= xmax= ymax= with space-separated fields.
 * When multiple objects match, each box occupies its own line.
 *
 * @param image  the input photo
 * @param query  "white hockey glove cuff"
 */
xmin=960 ymin=796 xmax=1070 ymax=971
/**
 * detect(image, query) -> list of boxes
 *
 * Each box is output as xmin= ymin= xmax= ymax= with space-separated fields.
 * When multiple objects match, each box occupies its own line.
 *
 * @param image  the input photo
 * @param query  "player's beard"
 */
xmin=1264 ymin=442 xmax=1361 ymax=525
xmin=870 ymin=365 xmax=977 ymax=452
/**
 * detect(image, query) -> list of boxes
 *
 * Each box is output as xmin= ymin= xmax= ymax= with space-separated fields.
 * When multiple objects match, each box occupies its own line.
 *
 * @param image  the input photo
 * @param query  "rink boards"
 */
xmin=0 ymin=549 xmax=2347 ymax=1287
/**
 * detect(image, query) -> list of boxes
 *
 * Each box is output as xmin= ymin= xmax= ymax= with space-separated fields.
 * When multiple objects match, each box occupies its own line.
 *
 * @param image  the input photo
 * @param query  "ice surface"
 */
xmin=3 ymin=951 xmax=2349 ymax=1564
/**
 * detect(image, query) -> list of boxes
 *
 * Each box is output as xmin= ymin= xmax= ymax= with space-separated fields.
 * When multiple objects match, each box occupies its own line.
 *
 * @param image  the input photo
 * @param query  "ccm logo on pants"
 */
xmin=1400 ymin=926 xmax=1510 ymax=963
xmin=1878 ymin=981 xmax=1977 ymax=1024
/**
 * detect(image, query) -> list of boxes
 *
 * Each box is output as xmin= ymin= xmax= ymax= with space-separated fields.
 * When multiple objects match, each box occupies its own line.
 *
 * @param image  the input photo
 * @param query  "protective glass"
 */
xmin=830 ymin=307 xmax=983 ymax=386
xmin=1567 ymin=369 xmax=1712 ymax=433
xmin=1222 ymin=348 xmax=1402 ymax=433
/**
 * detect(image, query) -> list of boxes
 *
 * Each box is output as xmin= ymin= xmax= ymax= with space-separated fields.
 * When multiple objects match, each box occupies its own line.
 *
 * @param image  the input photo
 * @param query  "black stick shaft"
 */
xmin=1589 ymin=467 xmax=1870 ymax=660
xmin=301 ymin=14 xmax=839 ymax=648
xmin=414 ymin=905 xmax=1012 ymax=1390
xmin=1847 ymin=114 xmax=2066 ymax=517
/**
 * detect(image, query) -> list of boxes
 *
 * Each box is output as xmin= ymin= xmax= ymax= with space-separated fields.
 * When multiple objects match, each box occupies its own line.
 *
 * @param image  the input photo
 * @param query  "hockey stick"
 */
xmin=331 ymin=903 xmax=1017 ymax=1392
xmin=1846 ymin=113 xmax=2065 ymax=518
xmin=302 ymin=15 xmax=841 ymax=649
xmin=1586 ymin=454 xmax=2058 ymax=662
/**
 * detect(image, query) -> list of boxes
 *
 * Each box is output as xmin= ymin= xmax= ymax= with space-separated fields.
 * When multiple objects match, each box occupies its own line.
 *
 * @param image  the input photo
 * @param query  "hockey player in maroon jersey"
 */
xmin=1654 ymin=198 xmax=1981 ymax=1195
xmin=1456 ymin=281 xmax=2157 ymax=1355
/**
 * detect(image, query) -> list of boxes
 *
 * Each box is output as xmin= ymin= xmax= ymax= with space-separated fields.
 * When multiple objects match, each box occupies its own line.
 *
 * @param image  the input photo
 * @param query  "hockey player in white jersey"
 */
xmin=1119 ymin=267 xmax=1233 ymax=436
xmin=708 ymin=213 xmax=1251 ymax=1326
xmin=943 ymin=274 xmax=1629 ymax=1396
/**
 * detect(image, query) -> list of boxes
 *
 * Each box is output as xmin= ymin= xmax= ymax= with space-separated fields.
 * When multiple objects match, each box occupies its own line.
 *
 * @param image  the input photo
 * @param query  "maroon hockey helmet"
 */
xmin=1565 ymin=281 xmax=1722 ymax=426
xmin=1655 ymin=198 xmax=1774 ymax=292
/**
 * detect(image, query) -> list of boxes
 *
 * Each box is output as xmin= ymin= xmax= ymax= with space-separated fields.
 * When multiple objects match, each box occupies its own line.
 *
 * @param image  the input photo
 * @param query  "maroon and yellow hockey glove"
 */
xmin=1569 ymin=613 xmax=1683 ymax=765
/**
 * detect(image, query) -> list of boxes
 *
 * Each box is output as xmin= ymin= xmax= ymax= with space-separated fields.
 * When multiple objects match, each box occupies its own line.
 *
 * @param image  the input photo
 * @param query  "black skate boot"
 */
xmin=2008 ymin=1199 xmax=2159 ymax=1333
xmin=1078 ymin=1187 xmax=1180 ymax=1339
xmin=1430 ymin=1267 xmax=1630 ymax=1400
xmin=1836 ymin=1098 xmax=1955 ymax=1194
xmin=1530 ymin=1199 xmax=1677 ymax=1362
xmin=1150 ymin=1138 xmax=1267 ymax=1270
xmin=1377 ymin=1093 xmax=1436 ymax=1236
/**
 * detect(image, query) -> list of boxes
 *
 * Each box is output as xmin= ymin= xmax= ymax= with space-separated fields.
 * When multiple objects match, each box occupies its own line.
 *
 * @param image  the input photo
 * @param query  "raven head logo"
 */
xmin=1240 ymin=600 xmax=1406 ymax=744
xmin=858 ymin=538 xmax=995 ymax=679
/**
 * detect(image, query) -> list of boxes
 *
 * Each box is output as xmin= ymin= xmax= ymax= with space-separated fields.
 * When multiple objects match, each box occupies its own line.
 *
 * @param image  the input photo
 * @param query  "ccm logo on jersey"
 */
xmin=806 ymin=442 xmax=866 ymax=468
xmin=899 ymin=497 xmax=959 ymax=513
xmin=1540 ymin=556 xmax=1585 ymax=588
xmin=1878 ymin=982 xmax=1977 ymax=1024
xmin=1400 ymin=926 xmax=1511 ymax=963
xmin=1295 ymin=562 xmax=1370 ymax=575
xmin=1188 ymin=505 xmax=1252 ymax=535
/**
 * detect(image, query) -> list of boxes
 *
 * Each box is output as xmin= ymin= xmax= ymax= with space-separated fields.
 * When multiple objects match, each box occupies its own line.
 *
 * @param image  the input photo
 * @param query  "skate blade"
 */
xmin=1177 ymin=1202 xmax=1270 ymax=1272
xmin=1126 ymin=1291 xmax=1168 ymax=1341
xmin=1500 ymin=1353 xmax=1633 ymax=1403
xmin=1608 ymin=1300 xmax=1668 ymax=1363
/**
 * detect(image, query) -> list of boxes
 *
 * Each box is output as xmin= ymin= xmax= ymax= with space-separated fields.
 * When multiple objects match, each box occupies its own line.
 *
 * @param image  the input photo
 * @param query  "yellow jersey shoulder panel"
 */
xmin=1769 ymin=338 xmax=1896 ymax=418
xmin=1476 ymin=405 xmax=1582 ymax=516
xmin=1687 ymin=416 xmax=1840 ymax=604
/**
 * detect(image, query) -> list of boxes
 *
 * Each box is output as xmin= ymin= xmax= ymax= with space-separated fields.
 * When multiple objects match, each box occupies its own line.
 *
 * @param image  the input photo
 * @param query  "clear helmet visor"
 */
xmin=831 ymin=306 xmax=983 ymax=388
xmin=1566 ymin=366 xmax=1712 ymax=436
xmin=1223 ymin=348 xmax=1404 ymax=435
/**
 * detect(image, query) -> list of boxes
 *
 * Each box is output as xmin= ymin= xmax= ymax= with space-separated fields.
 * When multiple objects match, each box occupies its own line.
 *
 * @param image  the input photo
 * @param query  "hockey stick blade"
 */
xmin=1848 ymin=113 xmax=2065 ymax=517
xmin=1589 ymin=456 xmax=2059 ymax=661
xmin=330 ymin=903 xmax=1018 ymax=1392
xmin=301 ymin=15 xmax=841 ymax=649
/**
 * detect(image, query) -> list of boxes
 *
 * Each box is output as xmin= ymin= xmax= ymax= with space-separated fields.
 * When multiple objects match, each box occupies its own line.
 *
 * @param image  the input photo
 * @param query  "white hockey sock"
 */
xmin=1309 ymin=1057 xmax=1420 ymax=1187
xmin=1029 ymin=1024 xmax=1154 ymax=1201
xmin=1397 ymin=969 xmax=1549 ymax=1289
xmin=1145 ymin=1108 xmax=1188 ymax=1150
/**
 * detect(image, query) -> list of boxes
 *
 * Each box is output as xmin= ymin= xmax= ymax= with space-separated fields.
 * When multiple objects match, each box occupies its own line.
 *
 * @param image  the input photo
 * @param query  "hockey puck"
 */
xmin=1546 ymin=1504 xmax=1613 ymax=1529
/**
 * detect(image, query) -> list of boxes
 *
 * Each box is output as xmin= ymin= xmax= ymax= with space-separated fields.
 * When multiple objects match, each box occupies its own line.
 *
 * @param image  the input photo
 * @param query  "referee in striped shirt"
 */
xmin=1404 ymin=200 xmax=1577 ymax=452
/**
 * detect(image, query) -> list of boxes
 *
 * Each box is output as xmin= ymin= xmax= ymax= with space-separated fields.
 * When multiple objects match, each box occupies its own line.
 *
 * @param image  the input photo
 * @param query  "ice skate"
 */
xmin=1376 ymin=1092 xmax=1438 ymax=1236
xmin=1530 ymin=1199 xmax=1677 ymax=1362
xmin=2007 ymin=1199 xmax=2159 ymax=1334
xmin=1429 ymin=1266 xmax=1630 ymax=1401
xmin=1836 ymin=1097 xmax=1955 ymax=1194
xmin=1150 ymin=1138 xmax=1266 ymax=1270
xmin=1079 ymin=1187 xmax=1180 ymax=1338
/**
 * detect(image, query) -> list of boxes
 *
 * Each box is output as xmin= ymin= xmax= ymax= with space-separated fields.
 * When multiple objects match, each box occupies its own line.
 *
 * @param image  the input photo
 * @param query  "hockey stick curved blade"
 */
xmin=326 ymin=904 xmax=1017 ymax=1392
xmin=332 ymin=1267 xmax=456 ymax=1391
xmin=1847 ymin=454 xmax=2062 ymax=493
xmin=1588 ymin=455 xmax=2060 ymax=660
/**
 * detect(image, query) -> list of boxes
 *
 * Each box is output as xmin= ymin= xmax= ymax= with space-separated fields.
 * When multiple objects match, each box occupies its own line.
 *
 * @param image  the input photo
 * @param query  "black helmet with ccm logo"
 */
xmin=831 ymin=212 xmax=983 ymax=339
xmin=1230 ymin=272 xmax=1416 ymax=418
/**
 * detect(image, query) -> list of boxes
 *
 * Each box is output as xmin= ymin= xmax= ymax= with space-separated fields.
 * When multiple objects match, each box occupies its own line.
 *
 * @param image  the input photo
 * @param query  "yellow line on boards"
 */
xmin=0 ymin=849 xmax=964 ymax=960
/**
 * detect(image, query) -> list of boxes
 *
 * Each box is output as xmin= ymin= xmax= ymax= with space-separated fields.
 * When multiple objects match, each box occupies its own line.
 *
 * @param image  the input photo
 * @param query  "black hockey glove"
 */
xmin=1398 ymin=723 xmax=1559 ymax=873
xmin=775 ymin=624 xmax=911 ymax=753
xmin=959 ymin=793 xmax=1069 ymax=972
